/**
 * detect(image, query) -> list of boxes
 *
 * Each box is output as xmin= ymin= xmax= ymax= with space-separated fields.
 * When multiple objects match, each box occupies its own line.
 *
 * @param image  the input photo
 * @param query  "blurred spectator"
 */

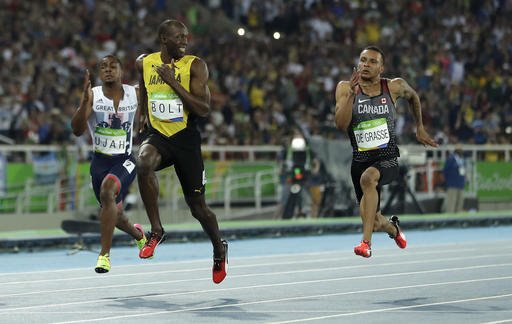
xmin=306 ymin=157 xmax=324 ymax=219
xmin=443 ymin=145 xmax=467 ymax=213
xmin=0 ymin=0 xmax=511 ymax=148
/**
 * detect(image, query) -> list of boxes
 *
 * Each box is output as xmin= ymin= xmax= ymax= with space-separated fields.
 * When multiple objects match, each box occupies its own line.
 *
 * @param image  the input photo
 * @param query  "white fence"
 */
xmin=400 ymin=144 xmax=511 ymax=196
xmin=0 ymin=144 xmax=282 ymax=219
xmin=1 ymin=144 xmax=512 ymax=217
xmin=0 ymin=144 xmax=283 ymax=163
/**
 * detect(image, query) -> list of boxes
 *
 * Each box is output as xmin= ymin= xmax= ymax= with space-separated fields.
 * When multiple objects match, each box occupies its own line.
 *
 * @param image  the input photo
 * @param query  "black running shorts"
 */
xmin=351 ymin=158 xmax=399 ymax=208
xmin=142 ymin=129 xmax=206 ymax=197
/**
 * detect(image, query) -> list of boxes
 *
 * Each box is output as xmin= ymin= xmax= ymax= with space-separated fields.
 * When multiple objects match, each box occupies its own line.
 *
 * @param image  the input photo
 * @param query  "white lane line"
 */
xmin=0 ymin=250 xmax=342 ymax=276
xmin=2 ymin=242 xmax=510 ymax=277
xmin=0 ymin=257 xmax=344 ymax=285
xmin=1 ymin=249 xmax=510 ymax=286
xmin=483 ymin=319 xmax=512 ymax=324
xmin=3 ymin=275 xmax=512 ymax=314
xmin=2 ymin=255 xmax=511 ymax=298
xmin=1 ymin=262 xmax=511 ymax=311
xmin=46 ymin=289 xmax=512 ymax=323
xmin=268 ymin=294 xmax=512 ymax=323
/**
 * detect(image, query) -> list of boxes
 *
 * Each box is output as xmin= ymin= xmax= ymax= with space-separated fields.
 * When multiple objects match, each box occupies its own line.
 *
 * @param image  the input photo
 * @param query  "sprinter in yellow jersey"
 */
xmin=135 ymin=19 xmax=227 ymax=284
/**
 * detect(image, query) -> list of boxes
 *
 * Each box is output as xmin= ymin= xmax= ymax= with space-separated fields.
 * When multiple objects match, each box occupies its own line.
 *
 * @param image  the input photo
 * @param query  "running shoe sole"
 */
xmin=95 ymin=255 xmax=110 ymax=273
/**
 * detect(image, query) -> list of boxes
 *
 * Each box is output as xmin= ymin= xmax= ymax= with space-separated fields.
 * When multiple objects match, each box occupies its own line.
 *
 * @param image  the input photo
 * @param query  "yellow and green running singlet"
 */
xmin=143 ymin=52 xmax=197 ymax=137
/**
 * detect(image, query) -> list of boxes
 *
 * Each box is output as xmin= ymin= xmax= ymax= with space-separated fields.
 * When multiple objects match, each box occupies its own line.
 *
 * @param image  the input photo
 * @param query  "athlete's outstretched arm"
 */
xmin=155 ymin=58 xmax=210 ymax=117
xmin=390 ymin=78 xmax=438 ymax=148
xmin=71 ymin=69 xmax=93 ymax=136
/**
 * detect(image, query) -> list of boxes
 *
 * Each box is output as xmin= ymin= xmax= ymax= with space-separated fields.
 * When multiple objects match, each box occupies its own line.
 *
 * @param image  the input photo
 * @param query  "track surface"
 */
xmin=1 ymin=226 xmax=511 ymax=323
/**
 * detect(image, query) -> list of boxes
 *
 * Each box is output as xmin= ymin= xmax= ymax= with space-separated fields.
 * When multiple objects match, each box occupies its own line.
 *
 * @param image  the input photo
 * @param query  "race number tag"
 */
xmin=94 ymin=127 xmax=127 ymax=155
xmin=354 ymin=118 xmax=390 ymax=151
xmin=149 ymin=92 xmax=184 ymax=122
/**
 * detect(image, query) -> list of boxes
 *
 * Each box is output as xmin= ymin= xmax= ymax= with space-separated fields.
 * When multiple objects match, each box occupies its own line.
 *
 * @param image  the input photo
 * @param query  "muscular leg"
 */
xmin=115 ymin=209 xmax=143 ymax=240
xmin=98 ymin=177 xmax=120 ymax=256
xmin=374 ymin=211 xmax=397 ymax=236
xmin=137 ymin=143 xmax=164 ymax=236
xmin=185 ymin=195 xmax=225 ymax=258
xmin=359 ymin=167 xmax=380 ymax=242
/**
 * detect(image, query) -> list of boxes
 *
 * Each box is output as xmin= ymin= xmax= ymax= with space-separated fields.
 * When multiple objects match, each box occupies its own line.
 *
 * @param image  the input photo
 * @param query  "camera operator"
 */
xmin=280 ymin=131 xmax=311 ymax=219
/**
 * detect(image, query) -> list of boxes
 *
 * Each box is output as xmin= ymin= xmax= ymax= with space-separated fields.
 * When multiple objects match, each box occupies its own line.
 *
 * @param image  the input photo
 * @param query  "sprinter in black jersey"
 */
xmin=335 ymin=46 xmax=438 ymax=258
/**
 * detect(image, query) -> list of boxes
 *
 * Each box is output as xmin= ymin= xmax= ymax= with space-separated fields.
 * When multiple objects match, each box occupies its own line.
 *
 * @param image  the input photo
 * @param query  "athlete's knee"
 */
xmin=186 ymin=196 xmax=209 ymax=218
xmin=99 ymin=187 xmax=117 ymax=205
xmin=137 ymin=146 xmax=160 ymax=176
xmin=136 ymin=156 xmax=155 ymax=176
xmin=360 ymin=172 xmax=378 ymax=190
xmin=100 ymin=177 xmax=118 ymax=204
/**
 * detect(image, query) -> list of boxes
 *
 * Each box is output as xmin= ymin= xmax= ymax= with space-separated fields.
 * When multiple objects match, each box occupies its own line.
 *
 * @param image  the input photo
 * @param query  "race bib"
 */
xmin=353 ymin=118 xmax=390 ymax=151
xmin=149 ymin=92 xmax=184 ymax=122
xmin=94 ymin=127 xmax=127 ymax=155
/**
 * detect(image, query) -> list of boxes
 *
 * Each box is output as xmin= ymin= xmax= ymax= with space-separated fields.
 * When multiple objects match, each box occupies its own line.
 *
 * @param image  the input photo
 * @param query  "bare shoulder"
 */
xmin=191 ymin=56 xmax=208 ymax=69
xmin=388 ymin=77 xmax=408 ymax=89
xmin=337 ymin=80 xmax=350 ymax=87
xmin=191 ymin=56 xmax=208 ymax=76
xmin=335 ymin=80 xmax=351 ymax=97
xmin=388 ymin=77 xmax=413 ymax=98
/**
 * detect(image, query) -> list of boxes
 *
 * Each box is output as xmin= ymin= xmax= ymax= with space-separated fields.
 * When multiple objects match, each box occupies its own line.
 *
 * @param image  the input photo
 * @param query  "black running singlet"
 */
xmin=348 ymin=78 xmax=400 ymax=162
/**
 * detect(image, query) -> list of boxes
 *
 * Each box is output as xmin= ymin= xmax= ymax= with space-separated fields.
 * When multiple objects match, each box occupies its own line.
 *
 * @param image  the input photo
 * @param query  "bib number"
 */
xmin=353 ymin=118 xmax=390 ymax=151
xmin=149 ymin=93 xmax=184 ymax=122
xmin=94 ymin=127 xmax=127 ymax=155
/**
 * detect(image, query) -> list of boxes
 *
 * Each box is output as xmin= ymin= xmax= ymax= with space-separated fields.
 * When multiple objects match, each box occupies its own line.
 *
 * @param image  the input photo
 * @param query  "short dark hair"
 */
xmin=363 ymin=46 xmax=385 ymax=65
xmin=99 ymin=54 xmax=122 ymax=67
xmin=158 ymin=19 xmax=185 ymax=42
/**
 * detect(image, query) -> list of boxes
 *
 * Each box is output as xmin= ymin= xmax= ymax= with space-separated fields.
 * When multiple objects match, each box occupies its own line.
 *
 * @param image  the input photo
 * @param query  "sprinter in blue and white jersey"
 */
xmin=71 ymin=55 xmax=146 ymax=273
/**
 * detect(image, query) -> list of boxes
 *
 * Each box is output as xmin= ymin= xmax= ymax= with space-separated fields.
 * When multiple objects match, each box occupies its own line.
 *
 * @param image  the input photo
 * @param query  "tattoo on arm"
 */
xmin=402 ymin=80 xmax=423 ymax=126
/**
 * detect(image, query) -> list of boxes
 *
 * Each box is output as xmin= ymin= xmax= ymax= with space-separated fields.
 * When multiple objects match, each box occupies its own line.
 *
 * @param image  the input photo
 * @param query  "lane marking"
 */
xmin=268 ymin=293 xmax=512 ymax=323
xmin=2 ymin=241 xmax=511 ymax=276
xmin=2 ymin=256 xmax=512 ymax=298
xmin=47 ymin=290 xmax=512 ymax=323
xmin=1 ymin=249 xmax=510 ymax=286
xmin=1 ymin=263 xmax=511 ymax=311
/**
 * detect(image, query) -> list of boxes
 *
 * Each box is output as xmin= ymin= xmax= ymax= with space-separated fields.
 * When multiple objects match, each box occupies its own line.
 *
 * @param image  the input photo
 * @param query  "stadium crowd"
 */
xmin=1 ymin=0 xmax=511 ymax=150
